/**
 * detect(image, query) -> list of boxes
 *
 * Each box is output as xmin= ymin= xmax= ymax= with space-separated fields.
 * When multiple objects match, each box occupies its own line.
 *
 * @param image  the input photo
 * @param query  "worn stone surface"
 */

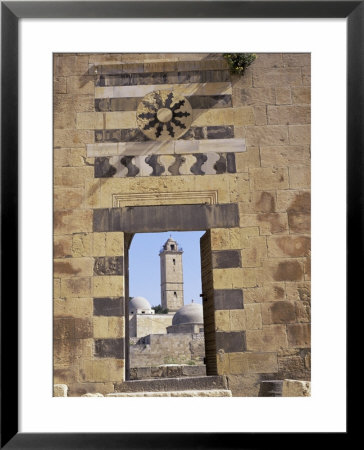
xmin=282 ymin=379 xmax=311 ymax=397
xmin=53 ymin=384 xmax=68 ymax=397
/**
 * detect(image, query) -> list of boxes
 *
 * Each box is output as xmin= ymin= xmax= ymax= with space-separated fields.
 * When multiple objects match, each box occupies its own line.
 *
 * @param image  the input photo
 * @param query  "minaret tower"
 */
xmin=159 ymin=237 xmax=184 ymax=312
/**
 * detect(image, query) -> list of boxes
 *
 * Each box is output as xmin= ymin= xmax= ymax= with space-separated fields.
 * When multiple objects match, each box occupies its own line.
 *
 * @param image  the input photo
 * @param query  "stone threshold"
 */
xmin=107 ymin=389 xmax=232 ymax=397
xmin=114 ymin=375 xmax=228 ymax=393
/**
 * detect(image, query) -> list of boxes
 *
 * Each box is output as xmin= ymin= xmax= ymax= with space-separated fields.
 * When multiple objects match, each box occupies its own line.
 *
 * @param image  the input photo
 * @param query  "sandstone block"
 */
xmin=92 ymin=232 xmax=106 ymax=256
xmin=53 ymin=384 xmax=68 ymax=397
xmin=54 ymin=297 xmax=93 ymax=318
xmin=275 ymin=87 xmax=292 ymax=105
xmin=268 ymin=105 xmax=310 ymax=125
xmin=55 ymin=55 xmax=89 ymax=76
xmin=216 ymin=350 xmax=230 ymax=375
xmin=239 ymin=212 xmax=289 ymax=235
xmin=246 ymin=325 xmax=288 ymax=351
xmin=76 ymin=112 xmax=104 ymax=129
xmin=295 ymin=301 xmax=311 ymax=323
xmin=253 ymin=67 xmax=302 ymax=87
xmin=93 ymin=276 xmax=124 ymax=297
xmin=54 ymin=235 xmax=72 ymax=258
xmin=80 ymin=358 xmax=125 ymax=383
xmin=233 ymin=107 xmax=255 ymax=126
xmin=229 ymin=352 xmax=278 ymax=374
xmin=60 ymin=277 xmax=92 ymax=297
xmin=238 ymin=87 xmax=276 ymax=106
xmin=105 ymin=112 xmax=137 ymax=129
xmin=54 ymin=258 xmax=94 ymax=278
xmin=230 ymin=309 xmax=247 ymax=331
xmin=267 ymin=235 xmax=310 ymax=258
xmin=215 ymin=310 xmax=231 ymax=332
xmin=282 ymin=379 xmax=311 ymax=397
xmin=287 ymin=323 xmax=311 ymax=347
xmin=235 ymin=147 xmax=260 ymax=171
xmin=243 ymin=283 xmax=286 ymax=304
xmin=291 ymin=87 xmax=311 ymax=104
xmin=54 ymin=278 xmax=61 ymax=298
xmin=289 ymin=166 xmax=311 ymax=189
xmin=54 ymin=94 xmax=94 ymax=114
xmin=72 ymin=233 xmax=92 ymax=257
xmin=54 ymin=130 xmax=94 ymax=148
xmin=253 ymin=106 xmax=267 ymax=125
xmin=285 ymin=282 xmax=311 ymax=303
xmin=192 ymin=108 xmax=234 ymax=127
xmin=288 ymin=125 xmax=310 ymax=145
xmin=93 ymin=316 xmax=125 ymax=338
xmin=84 ymin=179 xmax=101 ymax=209
xmin=67 ymin=75 xmax=94 ymax=95
xmin=276 ymin=190 xmax=310 ymax=212
xmin=258 ymin=259 xmax=304 ymax=282
xmin=54 ymin=77 xmax=67 ymax=94
xmin=67 ymin=382 xmax=115 ymax=397
xmin=253 ymin=191 xmax=276 ymax=213
xmin=282 ymin=53 xmax=310 ymax=67
xmin=54 ymin=188 xmax=84 ymax=210
xmin=54 ymin=167 xmax=94 ymax=188
xmin=260 ymin=145 xmax=310 ymax=167
xmin=252 ymin=53 xmax=283 ymax=68
xmin=106 ymin=232 xmax=124 ymax=256
xmin=54 ymin=112 xmax=76 ymax=129
xmin=245 ymin=304 xmax=262 ymax=329
xmin=54 ymin=338 xmax=93 ymax=365
xmin=54 ymin=210 xmax=93 ymax=235
xmin=288 ymin=211 xmax=310 ymax=234
xmin=302 ymin=66 xmax=311 ymax=86
xmin=74 ymin=318 xmax=93 ymax=339
xmin=246 ymin=125 xmax=289 ymax=146
xmin=261 ymin=301 xmax=296 ymax=324
xmin=241 ymin=236 xmax=267 ymax=267
xmin=54 ymin=148 xmax=87 ymax=167
xmin=250 ymin=167 xmax=289 ymax=191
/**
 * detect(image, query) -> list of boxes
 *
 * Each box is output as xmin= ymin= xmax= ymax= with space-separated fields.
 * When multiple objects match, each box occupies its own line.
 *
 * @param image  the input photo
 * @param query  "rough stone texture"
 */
xmin=53 ymin=53 xmax=310 ymax=395
xmin=107 ymin=389 xmax=232 ymax=397
xmin=53 ymin=384 xmax=68 ymax=397
xmin=129 ymin=364 xmax=206 ymax=380
xmin=282 ymin=379 xmax=311 ymax=397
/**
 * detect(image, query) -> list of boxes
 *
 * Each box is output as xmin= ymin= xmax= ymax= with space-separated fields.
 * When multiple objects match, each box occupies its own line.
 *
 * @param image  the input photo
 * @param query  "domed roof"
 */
xmin=129 ymin=296 xmax=151 ymax=311
xmin=172 ymin=303 xmax=203 ymax=325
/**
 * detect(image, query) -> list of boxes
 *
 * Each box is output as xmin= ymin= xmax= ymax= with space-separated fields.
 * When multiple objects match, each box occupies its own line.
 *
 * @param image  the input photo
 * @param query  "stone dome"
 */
xmin=172 ymin=303 xmax=203 ymax=325
xmin=129 ymin=296 xmax=151 ymax=312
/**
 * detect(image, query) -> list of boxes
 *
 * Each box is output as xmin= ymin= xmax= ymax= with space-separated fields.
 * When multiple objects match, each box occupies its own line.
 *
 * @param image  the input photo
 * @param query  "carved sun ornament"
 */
xmin=136 ymin=90 xmax=193 ymax=141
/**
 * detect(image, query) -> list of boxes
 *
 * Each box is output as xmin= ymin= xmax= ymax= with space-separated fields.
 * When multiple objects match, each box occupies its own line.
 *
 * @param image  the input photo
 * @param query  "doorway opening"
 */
xmin=126 ymin=230 xmax=210 ymax=380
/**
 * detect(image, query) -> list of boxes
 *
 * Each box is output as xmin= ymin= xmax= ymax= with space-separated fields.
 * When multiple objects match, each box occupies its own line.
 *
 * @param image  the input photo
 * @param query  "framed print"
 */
xmin=1 ymin=1 xmax=356 ymax=448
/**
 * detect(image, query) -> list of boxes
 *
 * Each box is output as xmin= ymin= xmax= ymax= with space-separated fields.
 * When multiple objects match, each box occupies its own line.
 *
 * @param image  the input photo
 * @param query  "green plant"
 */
xmin=223 ymin=53 xmax=257 ymax=75
xmin=152 ymin=304 xmax=169 ymax=314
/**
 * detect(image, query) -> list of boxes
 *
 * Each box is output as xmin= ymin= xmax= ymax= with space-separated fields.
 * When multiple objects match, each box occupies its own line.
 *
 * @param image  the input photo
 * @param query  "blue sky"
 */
xmin=129 ymin=231 xmax=205 ymax=307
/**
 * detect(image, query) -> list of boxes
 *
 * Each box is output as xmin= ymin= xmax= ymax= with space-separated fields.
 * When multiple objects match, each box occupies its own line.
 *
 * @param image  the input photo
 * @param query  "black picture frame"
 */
xmin=1 ymin=1 xmax=355 ymax=448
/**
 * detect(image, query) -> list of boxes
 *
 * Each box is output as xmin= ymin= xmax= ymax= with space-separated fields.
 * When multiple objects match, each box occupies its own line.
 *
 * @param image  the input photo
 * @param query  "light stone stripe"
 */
xmin=95 ymin=82 xmax=232 ymax=99
xmin=87 ymin=139 xmax=246 ymax=157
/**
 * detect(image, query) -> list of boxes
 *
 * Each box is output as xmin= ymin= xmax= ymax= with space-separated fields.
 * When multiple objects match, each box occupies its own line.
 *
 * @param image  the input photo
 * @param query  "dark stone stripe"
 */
xmin=187 ymin=95 xmax=232 ymax=109
xmin=96 ymin=95 xmax=232 ymax=112
xmin=215 ymin=331 xmax=246 ymax=353
xmin=95 ymin=126 xmax=235 ymax=143
xmin=93 ymin=297 xmax=125 ymax=316
xmin=212 ymin=250 xmax=241 ymax=269
xmin=226 ymin=153 xmax=236 ymax=173
xmin=214 ymin=289 xmax=244 ymax=310
xmin=94 ymin=339 xmax=125 ymax=358
xmin=206 ymin=125 xmax=234 ymax=139
xmin=94 ymin=157 xmax=117 ymax=178
xmin=94 ymin=257 xmax=124 ymax=276
xmin=95 ymin=128 xmax=149 ymax=143
xmin=96 ymin=70 xmax=231 ymax=87
xmin=93 ymin=204 xmax=239 ymax=233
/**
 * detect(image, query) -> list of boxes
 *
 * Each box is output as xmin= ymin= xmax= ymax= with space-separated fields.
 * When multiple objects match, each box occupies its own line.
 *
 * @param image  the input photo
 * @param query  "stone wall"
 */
xmin=129 ymin=313 xmax=173 ymax=337
xmin=53 ymin=53 xmax=310 ymax=396
xmin=130 ymin=333 xmax=205 ymax=367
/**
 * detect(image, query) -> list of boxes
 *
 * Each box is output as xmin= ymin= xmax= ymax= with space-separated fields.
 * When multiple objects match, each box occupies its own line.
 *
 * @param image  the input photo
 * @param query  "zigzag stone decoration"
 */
xmin=94 ymin=153 xmax=236 ymax=178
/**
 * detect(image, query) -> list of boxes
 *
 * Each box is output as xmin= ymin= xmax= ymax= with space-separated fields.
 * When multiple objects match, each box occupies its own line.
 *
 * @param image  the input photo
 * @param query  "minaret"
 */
xmin=159 ymin=237 xmax=184 ymax=312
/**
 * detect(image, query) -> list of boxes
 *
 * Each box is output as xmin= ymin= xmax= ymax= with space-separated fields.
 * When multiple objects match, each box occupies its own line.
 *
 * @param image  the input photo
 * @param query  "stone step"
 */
xmin=114 ymin=375 xmax=228 ymax=393
xmin=107 ymin=389 xmax=232 ymax=397
xmin=129 ymin=364 xmax=206 ymax=380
